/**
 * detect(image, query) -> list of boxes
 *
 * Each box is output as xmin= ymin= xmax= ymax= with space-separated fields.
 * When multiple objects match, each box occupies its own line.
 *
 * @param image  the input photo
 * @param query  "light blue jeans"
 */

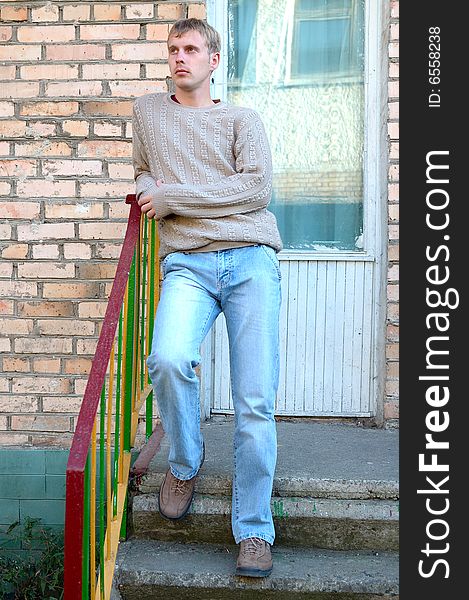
xmin=147 ymin=245 xmax=281 ymax=545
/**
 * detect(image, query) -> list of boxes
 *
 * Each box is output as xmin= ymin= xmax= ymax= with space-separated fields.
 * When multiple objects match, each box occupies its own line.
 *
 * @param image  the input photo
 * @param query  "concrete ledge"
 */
xmin=115 ymin=539 xmax=399 ymax=599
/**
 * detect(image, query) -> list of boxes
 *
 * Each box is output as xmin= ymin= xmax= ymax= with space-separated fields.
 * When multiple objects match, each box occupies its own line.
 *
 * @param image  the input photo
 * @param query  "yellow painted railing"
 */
xmin=64 ymin=196 xmax=159 ymax=600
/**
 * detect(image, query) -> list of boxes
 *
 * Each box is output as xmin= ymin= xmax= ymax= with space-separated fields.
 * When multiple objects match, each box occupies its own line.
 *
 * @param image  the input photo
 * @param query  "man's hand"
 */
xmin=138 ymin=179 xmax=163 ymax=219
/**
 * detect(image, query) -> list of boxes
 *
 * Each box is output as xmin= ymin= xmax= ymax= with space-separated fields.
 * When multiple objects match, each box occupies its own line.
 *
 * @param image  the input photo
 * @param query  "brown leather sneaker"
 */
xmin=158 ymin=469 xmax=197 ymax=520
xmin=159 ymin=443 xmax=205 ymax=521
xmin=235 ymin=537 xmax=273 ymax=577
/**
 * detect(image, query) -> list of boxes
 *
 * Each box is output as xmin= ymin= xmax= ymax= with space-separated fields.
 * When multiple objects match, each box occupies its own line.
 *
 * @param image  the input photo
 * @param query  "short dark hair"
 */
xmin=168 ymin=18 xmax=221 ymax=55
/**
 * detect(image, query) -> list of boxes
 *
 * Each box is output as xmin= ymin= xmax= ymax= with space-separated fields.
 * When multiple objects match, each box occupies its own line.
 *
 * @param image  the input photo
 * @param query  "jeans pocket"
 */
xmin=260 ymin=245 xmax=282 ymax=280
xmin=161 ymin=252 xmax=174 ymax=277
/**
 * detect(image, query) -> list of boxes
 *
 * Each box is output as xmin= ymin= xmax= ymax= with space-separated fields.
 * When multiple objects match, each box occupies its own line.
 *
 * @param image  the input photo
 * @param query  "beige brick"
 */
xmin=42 ymin=396 xmax=82 ymax=412
xmin=0 ymin=27 xmax=13 ymax=42
xmin=95 ymin=242 xmax=122 ymax=259
xmin=0 ymin=101 xmax=14 ymax=117
xmin=0 ymin=395 xmax=38 ymax=412
xmin=0 ymin=262 xmax=13 ymax=277
xmin=157 ymin=3 xmax=184 ymax=20
xmin=110 ymin=79 xmax=166 ymax=97
xmin=187 ymin=3 xmax=206 ymax=19
xmin=388 ymin=164 xmax=399 ymax=182
xmin=78 ymin=140 xmax=131 ymax=158
xmin=37 ymin=318 xmax=95 ymax=336
xmin=31 ymin=244 xmax=60 ymax=259
xmin=20 ymin=101 xmax=79 ymax=117
xmin=17 ymin=179 xmax=75 ymax=198
xmin=0 ymin=432 xmax=29 ymax=445
xmin=62 ymin=119 xmax=90 ymax=137
xmin=43 ymin=160 xmax=102 ymax=178
xmin=0 ymin=44 xmax=41 ymax=61
xmin=73 ymin=378 xmax=88 ymax=395
xmin=18 ymin=25 xmax=75 ymax=43
xmin=78 ymin=301 xmax=108 ymax=318
xmin=391 ymin=0 xmax=399 ymax=18
xmin=94 ymin=122 xmax=122 ymax=137
xmin=387 ymin=303 xmax=399 ymax=322
xmin=0 ymin=338 xmax=11 ymax=352
xmin=43 ymin=282 xmax=99 ymax=299
xmin=390 ymin=142 xmax=399 ymax=160
xmin=384 ymin=400 xmax=399 ymax=420
xmin=126 ymin=3 xmax=154 ymax=19
xmin=388 ymin=102 xmax=399 ymax=120
xmin=3 ymin=357 xmax=30 ymax=372
xmin=45 ymin=81 xmax=103 ymax=98
xmin=17 ymin=301 xmax=74 ymax=318
xmin=108 ymin=202 xmax=131 ymax=219
xmin=1 ymin=6 xmax=28 ymax=21
xmin=94 ymin=4 xmax=122 ymax=21
xmin=0 ymin=143 xmax=10 ymax=157
xmin=0 ymin=200 xmax=40 ymax=219
xmin=79 ymin=222 xmax=126 ymax=240
xmin=389 ymin=205 xmax=399 ymax=222
xmin=0 ymin=159 xmax=37 ymax=177
xmin=0 ymin=63 xmax=15 ymax=77
xmin=28 ymin=433 xmax=73 ymax=447
xmin=1 ymin=244 xmax=28 ymax=260
xmin=45 ymin=202 xmax=103 ymax=219
xmin=388 ymin=244 xmax=399 ymax=262
xmin=64 ymin=357 xmax=93 ymax=375
xmin=46 ymin=44 xmax=106 ymax=61
xmin=77 ymin=262 xmax=117 ymax=280
xmin=0 ymin=415 xmax=7 ymax=428
xmin=15 ymin=140 xmax=72 ymax=156
xmin=82 ymin=100 xmax=133 ymax=117
xmin=20 ymin=64 xmax=79 ymax=80
xmin=80 ymin=24 xmax=140 ymax=40
xmin=0 ymin=183 xmax=12 ymax=197
xmin=388 ymin=183 xmax=398 ymax=202
xmin=108 ymin=162 xmax=134 ymax=179
xmin=0 ymin=120 xmax=27 ymax=137
xmin=0 ymin=280 xmax=37 ymax=297
xmin=146 ymin=23 xmax=169 ymax=42
xmin=0 ymin=318 xmax=33 ymax=335
xmin=390 ymin=23 xmax=399 ymax=41
xmin=0 ymin=82 xmax=40 ymax=99
xmin=63 ymin=4 xmax=91 ymax=22
xmin=387 ymin=284 xmax=399 ymax=303
xmin=80 ymin=181 xmax=133 ymax=198
xmin=386 ymin=343 xmax=399 ymax=360
xmin=15 ymin=337 xmax=73 ymax=354
xmin=389 ymin=42 xmax=399 ymax=59
xmin=18 ymin=262 xmax=75 ymax=279
xmin=26 ymin=121 xmax=56 ymax=137
xmin=77 ymin=338 xmax=98 ymax=354
xmin=385 ymin=380 xmax=399 ymax=398
xmin=387 ymin=324 xmax=399 ymax=343
xmin=388 ymin=80 xmax=399 ymax=99
xmin=32 ymin=3 xmax=59 ymax=22
xmin=112 ymin=43 xmax=167 ymax=61
xmin=63 ymin=243 xmax=92 ymax=260
xmin=17 ymin=222 xmax=75 ymax=241
xmin=0 ymin=299 xmax=14 ymax=315
xmin=146 ymin=62 xmax=171 ymax=78
xmin=32 ymin=357 xmax=61 ymax=373
xmin=389 ymin=62 xmax=399 ymax=78
xmin=82 ymin=63 xmax=140 ymax=80
xmin=11 ymin=414 xmax=71 ymax=431
xmin=387 ymin=122 xmax=399 ymax=141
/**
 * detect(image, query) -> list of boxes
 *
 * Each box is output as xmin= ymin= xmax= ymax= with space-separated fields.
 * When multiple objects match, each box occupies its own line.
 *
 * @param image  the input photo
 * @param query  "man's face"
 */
xmin=167 ymin=30 xmax=219 ymax=93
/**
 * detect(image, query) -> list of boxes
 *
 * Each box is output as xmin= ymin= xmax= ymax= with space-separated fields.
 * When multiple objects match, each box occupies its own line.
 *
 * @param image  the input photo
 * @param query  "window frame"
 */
xmin=207 ymin=0 xmax=385 ymax=262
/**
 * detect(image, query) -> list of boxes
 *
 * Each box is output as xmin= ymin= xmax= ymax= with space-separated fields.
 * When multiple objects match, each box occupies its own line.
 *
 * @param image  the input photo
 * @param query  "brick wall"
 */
xmin=0 ymin=0 xmax=399 ymax=444
xmin=385 ymin=0 xmax=399 ymax=426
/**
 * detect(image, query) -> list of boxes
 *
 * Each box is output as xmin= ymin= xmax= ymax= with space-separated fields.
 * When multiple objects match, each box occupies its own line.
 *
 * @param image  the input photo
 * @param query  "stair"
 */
xmin=114 ymin=418 xmax=399 ymax=598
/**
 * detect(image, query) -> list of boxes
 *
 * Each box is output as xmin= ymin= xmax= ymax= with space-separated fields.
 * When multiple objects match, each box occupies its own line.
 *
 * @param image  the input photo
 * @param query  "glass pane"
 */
xmin=227 ymin=0 xmax=365 ymax=251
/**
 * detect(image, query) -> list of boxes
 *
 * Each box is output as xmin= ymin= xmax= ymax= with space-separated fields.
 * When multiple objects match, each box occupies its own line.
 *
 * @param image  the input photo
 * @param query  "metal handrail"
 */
xmin=64 ymin=195 xmax=159 ymax=599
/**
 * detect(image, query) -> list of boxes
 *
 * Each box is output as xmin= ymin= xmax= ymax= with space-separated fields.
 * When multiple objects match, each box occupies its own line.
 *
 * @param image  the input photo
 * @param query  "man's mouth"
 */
xmin=175 ymin=69 xmax=190 ymax=75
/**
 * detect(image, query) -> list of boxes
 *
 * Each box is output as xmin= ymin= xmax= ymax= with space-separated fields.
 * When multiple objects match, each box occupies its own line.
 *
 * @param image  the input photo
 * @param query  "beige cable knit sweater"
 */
xmin=132 ymin=92 xmax=282 ymax=259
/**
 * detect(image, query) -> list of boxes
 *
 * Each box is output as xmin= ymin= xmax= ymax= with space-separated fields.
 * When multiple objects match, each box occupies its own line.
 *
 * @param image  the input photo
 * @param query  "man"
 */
xmin=132 ymin=18 xmax=282 ymax=578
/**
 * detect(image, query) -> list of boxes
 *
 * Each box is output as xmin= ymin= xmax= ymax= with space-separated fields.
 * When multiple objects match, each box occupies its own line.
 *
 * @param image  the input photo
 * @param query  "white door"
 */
xmin=202 ymin=0 xmax=388 ymax=418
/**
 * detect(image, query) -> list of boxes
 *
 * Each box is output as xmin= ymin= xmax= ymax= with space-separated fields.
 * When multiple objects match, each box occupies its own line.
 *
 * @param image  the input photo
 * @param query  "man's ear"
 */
xmin=210 ymin=52 xmax=220 ymax=72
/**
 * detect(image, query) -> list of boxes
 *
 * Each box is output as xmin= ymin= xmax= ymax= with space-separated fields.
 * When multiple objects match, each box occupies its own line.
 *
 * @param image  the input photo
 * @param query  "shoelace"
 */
xmin=241 ymin=538 xmax=265 ymax=556
xmin=171 ymin=477 xmax=192 ymax=495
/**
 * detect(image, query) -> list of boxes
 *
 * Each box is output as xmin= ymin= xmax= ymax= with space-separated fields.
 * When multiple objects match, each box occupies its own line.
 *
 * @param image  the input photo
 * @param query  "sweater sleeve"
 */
xmin=132 ymin=103 xmax=159 ymax=200
xmin=151 ymin=113 xmax=273 ymax=220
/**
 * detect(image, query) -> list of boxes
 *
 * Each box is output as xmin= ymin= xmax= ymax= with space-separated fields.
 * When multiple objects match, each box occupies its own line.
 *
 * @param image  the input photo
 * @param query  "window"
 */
xmin=225 ymin=0 xmax=366 ymax=251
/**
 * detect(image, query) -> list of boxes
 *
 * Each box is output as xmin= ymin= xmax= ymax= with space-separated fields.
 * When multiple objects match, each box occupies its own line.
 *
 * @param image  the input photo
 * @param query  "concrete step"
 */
xmin=130 ymin=418 xmax=399 ymax=551
xmin=131 ymin=492 xmax=398 ymax=551
xmin=114 ymin=539 xmax=399 ymax=599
